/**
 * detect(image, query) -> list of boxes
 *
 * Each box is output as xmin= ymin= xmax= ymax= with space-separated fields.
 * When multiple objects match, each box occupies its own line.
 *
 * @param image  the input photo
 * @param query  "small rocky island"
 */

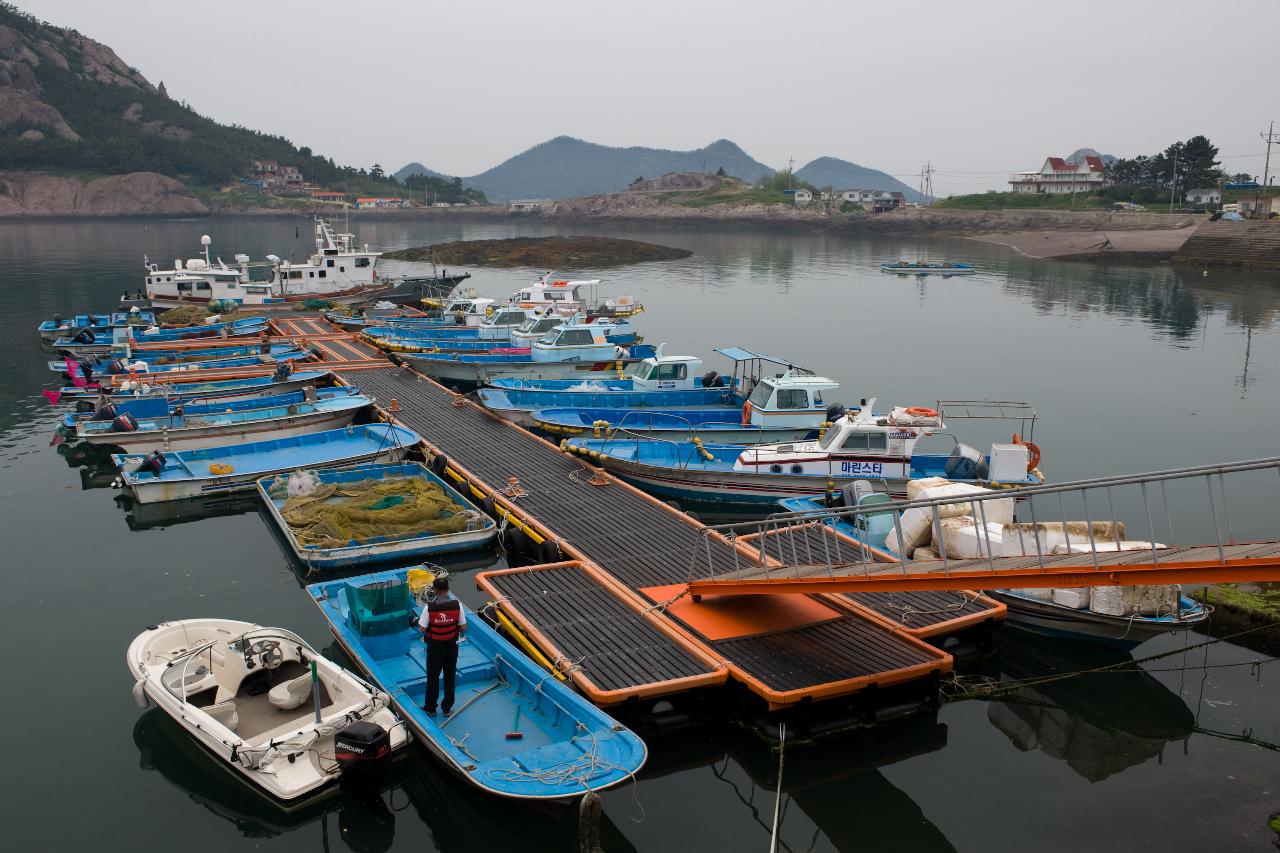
xmin=382 ymin=235 xmax=692 ymax=268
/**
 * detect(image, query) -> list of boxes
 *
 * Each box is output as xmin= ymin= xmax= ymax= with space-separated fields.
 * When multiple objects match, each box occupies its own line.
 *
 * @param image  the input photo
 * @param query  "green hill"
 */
xmin=398 ymin=136 xmax=776 ymax=201
xmin=794 ymin=156 xmax=922 ymax=202
xmin=0 ymin=2 xmax=482 ymax=201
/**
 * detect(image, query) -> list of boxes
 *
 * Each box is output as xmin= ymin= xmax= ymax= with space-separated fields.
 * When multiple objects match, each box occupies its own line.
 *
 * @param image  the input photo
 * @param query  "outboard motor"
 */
xmin=701 ymin=370 xmax=719 ymax=388
xmin=74 ymin=400 xmax=96 ymax=413
xmin=825 ymin=403 xmax=847 ymax=422
xmin=108 ymin=358 xmax=129 ymax=376
xmin=944 ymin=444 xmax=989 ymax=481
xmin=335 ymin=721 xmax=392 ymax=773
xmin=72 ymin=329 xmax=95 ymax=345
xmin=92 ymin=402 xmax=118 ymax=421
xmin=111 ymin=412 xmax=139 ymax=433
xmin=139 ymin=450 xmax=166 ymax=475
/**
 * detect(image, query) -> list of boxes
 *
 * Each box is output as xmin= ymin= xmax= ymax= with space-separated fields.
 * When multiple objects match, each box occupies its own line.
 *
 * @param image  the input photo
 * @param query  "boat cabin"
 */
xmin=741 ymin=370 xmax=841 ymax=427
xmin=509 ymin=313 xmax=568 ymax=346
xmin=733 ymin=400 xmax=938 ymax=478
xmin=474 ymin=305 xmax=541 ymax=338
xmin=627 ymin=355 xmax=707 ymax=390
xmin=439 ymin=296 xmax=497 ymax=327
xmin=143 ymin=217 xmax=381 ymax=308
xmin=531 ymin=320 xmax=629 ymax=363
xmin=509 ymin=272 xmax=642 ymax=318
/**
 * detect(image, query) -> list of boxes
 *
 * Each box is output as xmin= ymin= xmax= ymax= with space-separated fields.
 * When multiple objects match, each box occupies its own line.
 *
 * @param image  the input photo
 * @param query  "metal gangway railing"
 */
xmin=682 ymin=457 xmax=1280 ymax=595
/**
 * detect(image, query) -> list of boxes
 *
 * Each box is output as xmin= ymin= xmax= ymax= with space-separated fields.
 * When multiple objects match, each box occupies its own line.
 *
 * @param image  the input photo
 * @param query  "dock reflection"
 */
xmin=986 ymin=632 xmax=1193 ymax=781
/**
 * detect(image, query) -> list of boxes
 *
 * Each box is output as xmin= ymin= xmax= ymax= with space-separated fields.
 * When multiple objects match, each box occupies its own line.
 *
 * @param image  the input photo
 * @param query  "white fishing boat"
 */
xmin=140 ymin=217 xmax=391 ymax=310
xmin=126 ymin=619 xmax=409 ymax=802
xmin=508 ymin=272 xmax=643 ymax=317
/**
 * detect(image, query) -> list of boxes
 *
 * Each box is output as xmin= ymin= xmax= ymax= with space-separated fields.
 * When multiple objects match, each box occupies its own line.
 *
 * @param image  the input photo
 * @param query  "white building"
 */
xmin=1009 ymin=156 xmax=1108 ymax=194
xmin=509 ymin=200 xmax=543 ymax=212
xmin=1185 ymin=188 xmax=1221 ymax=204
xmin=833 ymin=189 xmax=905 ymax=213
xmin=793 ymin=189 xmax=813 ymax=206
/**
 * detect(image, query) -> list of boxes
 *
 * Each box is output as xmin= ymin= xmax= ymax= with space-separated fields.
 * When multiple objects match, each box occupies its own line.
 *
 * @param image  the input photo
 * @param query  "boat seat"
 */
xmin=204 ymin=699 xmax=239 ymax=732
xmin=268 ymin=673 xmax=313 ymax=711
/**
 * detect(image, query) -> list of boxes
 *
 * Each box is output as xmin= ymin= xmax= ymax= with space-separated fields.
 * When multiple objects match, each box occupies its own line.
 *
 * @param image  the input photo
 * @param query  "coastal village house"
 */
xmin=792 ymin=189 xmax=813 ymax=206
xmin=309 ymin=190 xmax=346 ymax=203
xmin=1009 ymin=156 xmax=1108 ymax=194
xmin=509 ymin=200 xmax=543 ymax=212
xmin=1239 ymin=196 xmax=1280 ymax=217
xmin=1185 ymin=188 xmax=1222 ymax=204
xmin=822 ymin=189 xmax=905 ymax=213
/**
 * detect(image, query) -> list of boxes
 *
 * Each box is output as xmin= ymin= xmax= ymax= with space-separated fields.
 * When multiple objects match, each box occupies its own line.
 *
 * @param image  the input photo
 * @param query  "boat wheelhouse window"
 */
xmin=519 ymin=292 xmax=533 ymax=300
xmin=324 ymin=249 xmax=338 ymax=256
xmin=492 ymin=312 xmax=521 ymax=324
xmin=340 ymin=266 xmax=345 ymax=272
xmin=354 ymin=257 xmax=371 ymax=268
xmin=842 ymin=431 xmax=888 ymax=452
xmin=656 ymin=362 xmax=687 ymax=381
xmin=318 ymin=270 xmax=326 ymax=278
xmin=288 ymin=270 xmax=304 ymax=280
xmin=309 ymin=271 xmax=315 ymax=278
xmin=776 ymin=388 xmax=809 ymax=409
xmin=555 ymin=329 xmax=595 ymax=346
xmin=177 ymin=282 xmax=192 ymax=292
xmin=533 ymin=318 xmax=559 ymax=332
xmin=633 ymin=363 xmax=656 ymax=380
xmin=748 ymin=380 xmax=774 ymax=409
xmin=194 ymin=282 xmax=211 ymax=291
xmin=326 ymin=259 xmax=334 ymax=267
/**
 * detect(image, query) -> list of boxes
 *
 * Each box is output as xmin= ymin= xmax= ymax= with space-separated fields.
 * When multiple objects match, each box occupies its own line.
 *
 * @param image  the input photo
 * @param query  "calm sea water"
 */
xmin=1 ymin=216 xmax=1278 ymax=852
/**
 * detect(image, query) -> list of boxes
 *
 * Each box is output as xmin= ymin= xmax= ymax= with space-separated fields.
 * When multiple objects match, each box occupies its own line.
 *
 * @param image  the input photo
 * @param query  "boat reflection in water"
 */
xmin=55 ymin=441 xmax=118 ymax=490
xmin=115 ymin=492 xmax=262 ymax=532
xmin=133 ymin=703 xmax=635 ymax=851
xmin=639 ymin=712 xmax=957 ymax=853
xmin=986 ymin=631 xmax=1194 ymax=782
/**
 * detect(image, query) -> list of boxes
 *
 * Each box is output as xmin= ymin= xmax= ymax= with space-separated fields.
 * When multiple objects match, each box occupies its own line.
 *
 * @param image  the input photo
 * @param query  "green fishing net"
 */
xmin=278 ymin=476 xmax=470 ymax=548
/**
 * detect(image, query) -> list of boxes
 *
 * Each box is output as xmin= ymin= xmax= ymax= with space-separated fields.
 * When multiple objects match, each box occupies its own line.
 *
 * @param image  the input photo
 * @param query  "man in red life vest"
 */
xmin=416 ymin=576 xmax=466 ymax=715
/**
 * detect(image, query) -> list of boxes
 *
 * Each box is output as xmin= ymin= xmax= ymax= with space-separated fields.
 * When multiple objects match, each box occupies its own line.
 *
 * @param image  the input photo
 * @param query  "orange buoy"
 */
xmin=1011 ymin=433 xmax=1042 ymax=471
xmin=905 ymin=406 xmax=939 ymax=418
xmin=741 ymin=400 xmax=753 ymax=425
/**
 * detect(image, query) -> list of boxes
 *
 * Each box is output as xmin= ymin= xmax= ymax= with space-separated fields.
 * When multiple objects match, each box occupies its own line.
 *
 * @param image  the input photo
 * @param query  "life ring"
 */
xmin=905 ymin=406 xmax=939 ymax=418
xmin=741 ymin=400 xmax=753 ymax=425
xmin=1011 ymin=433 xmax=1041 ymax=472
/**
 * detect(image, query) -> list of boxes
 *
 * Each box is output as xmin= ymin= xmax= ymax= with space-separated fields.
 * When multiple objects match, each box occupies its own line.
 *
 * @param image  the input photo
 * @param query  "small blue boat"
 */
xmin=38 ymin=311 xmax=159 ymax=343
xmin=130 ymin=316 xmax=270 ymax=342
xmin=113 ymin=423 xmax=419 ymax=504
xmin=46 ymin=369 xmax=332 ymax=404
xmin=880 ymin=261 xmax=976 ymax=275
xmin=60 ymin=386 xmax=352 ymax=431
xmin=402 ymin=342 xmax=658 ymax=388
xmin=308 ymin=567 xmax=647 ymax=800
xmin=51 ymin=348 xmax=306 ymax=375
xmin=80 ymin=392 xmax=370 ymax=451
xmin=258 ymin=462 xmax=497 ymax=568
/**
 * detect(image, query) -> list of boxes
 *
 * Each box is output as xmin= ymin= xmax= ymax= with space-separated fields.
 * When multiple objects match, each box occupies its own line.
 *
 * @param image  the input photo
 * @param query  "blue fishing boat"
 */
xmin=530 ymin=369 xmax=842 ymax=444
xmin=364 ymin=315 xmax=639 ymax=353
xmin=401 ymin=327 xmax=658 ymax=388
xmin=52 ymin=316 xmax=267 ymax=352
xmin=257 ymin=462 xmax=496 ymax=569
xmin=60 ymin=386 xmax=351 ymax=431
xmin=478 ymin=347 xmax=804 ymax=427
xmin=80 ymin=392 xmax=371 ymax=451
xmin=129 ymin=316 xmax=270 ymax=342
xmin=113 ymin=423 xmax=419 ymax=504
xmin=563 ymin=402 xmax=1043 ymax=508
xmin=363 ymin=304 xmax=545 ymax=342
xmin=307 ymin=567 xmax=647 ymax=800
xmin=45 ymin=369 xmax=332 ymax=405
xmin=880 ymin=261 xmax=976 ymax=275
xmin=38 ymin=310 xmax=158 ymax=343
xmin=49 ymin=343 xmax=301 ymax=374
xmin=51 ymin=349 xmax=306 ymax=376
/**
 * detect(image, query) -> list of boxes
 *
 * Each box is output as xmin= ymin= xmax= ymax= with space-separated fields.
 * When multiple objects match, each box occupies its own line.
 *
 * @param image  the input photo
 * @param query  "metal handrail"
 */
xmin=685 ymin=456 xmax=1280 ymax=581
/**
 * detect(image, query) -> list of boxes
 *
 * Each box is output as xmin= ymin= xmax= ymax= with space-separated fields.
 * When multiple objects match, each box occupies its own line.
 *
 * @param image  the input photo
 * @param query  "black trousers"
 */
xmin=424 ymin=640 xmax=458 ymax=713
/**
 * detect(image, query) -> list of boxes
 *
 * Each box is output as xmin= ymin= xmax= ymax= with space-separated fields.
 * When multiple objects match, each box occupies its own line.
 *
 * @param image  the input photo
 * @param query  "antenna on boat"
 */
xmin=200 ymin=235 xmax=211 ymax=266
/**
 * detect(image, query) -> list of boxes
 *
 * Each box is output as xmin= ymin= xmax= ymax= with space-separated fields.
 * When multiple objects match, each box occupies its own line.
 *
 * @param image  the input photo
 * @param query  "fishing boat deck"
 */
xmin=336 ymin=365 xmax=954 ymax=710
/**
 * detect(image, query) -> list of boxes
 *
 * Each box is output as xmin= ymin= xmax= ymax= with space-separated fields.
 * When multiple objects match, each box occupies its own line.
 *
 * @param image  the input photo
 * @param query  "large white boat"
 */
xmin=139 ymin=217 xmax=392 ymax=310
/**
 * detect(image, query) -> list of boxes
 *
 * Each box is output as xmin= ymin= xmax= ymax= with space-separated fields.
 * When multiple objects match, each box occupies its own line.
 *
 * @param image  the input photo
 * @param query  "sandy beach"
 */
xmin=968 ymin=226 xmax=1199 ymax=259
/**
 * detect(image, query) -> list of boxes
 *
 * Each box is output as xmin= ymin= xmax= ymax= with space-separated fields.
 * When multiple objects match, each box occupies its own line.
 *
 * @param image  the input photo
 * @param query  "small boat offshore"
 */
xmin=880 ymin=261 xmax=976 ymax=275
xmin=308 ymin=567 xmax=647 ymax=800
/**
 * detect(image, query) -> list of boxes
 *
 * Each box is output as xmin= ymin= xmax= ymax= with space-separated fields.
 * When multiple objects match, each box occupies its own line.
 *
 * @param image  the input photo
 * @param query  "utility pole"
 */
xmin=1256 ymin=120 xmax=1277 ymax=216
xmin=787 ymin=156 xmax=795 ymax=189
xmin=918 ymin=162 xmax=934 ymax=205
xmin=1168 ymin=146 xmax=1179 ymax=213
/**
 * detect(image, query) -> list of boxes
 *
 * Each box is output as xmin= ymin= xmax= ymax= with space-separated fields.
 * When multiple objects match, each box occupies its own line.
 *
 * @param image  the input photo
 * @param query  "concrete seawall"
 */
xmin=1173 ymin=221 xmax=1280 ymax=270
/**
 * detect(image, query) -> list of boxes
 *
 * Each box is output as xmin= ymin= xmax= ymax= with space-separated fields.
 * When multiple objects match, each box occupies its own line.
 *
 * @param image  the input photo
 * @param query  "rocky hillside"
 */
xmin=0 ymin=2 xmax=451 ymax=210
xmin=0 ymin=170 xmax=207 ymax=216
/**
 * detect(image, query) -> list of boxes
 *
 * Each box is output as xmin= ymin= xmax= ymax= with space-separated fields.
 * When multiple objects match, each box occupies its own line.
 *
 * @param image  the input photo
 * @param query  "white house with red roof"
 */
xmin=1010 ymin=155 xmax=1109 ymax=194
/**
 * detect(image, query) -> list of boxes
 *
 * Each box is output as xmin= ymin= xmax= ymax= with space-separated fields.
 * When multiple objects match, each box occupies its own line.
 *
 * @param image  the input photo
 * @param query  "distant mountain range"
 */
xmin=396 ymin=137 xmax=921 ymax=202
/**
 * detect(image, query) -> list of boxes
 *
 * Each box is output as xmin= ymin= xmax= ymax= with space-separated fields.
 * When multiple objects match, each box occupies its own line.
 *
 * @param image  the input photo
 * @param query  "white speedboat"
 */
xmin=126 ymin=619 xmax=409 ymax=801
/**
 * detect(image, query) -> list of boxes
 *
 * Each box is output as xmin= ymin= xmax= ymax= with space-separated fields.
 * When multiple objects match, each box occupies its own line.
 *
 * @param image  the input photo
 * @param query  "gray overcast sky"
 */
xmin=21 ymin=0 xmax=1280 ymax=194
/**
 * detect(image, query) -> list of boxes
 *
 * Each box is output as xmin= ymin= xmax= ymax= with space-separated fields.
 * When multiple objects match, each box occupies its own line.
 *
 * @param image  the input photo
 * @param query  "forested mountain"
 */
xmin=794 ymin=156 xmax=921 ymax=201
xmin=398 ymin=137 xmax=776 ymax=201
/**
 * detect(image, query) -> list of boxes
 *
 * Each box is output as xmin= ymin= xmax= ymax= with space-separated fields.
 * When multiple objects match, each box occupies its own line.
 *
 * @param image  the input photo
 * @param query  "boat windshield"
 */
xmin=748 ymin=380 xmax=774 ymax=409
xmin=819 ymin=424 xmax=842 ymax=450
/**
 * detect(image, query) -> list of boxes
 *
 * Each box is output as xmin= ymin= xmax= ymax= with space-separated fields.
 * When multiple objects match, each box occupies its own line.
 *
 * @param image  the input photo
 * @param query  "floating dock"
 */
xmin=264 ymin=316 xmax=1005 ymax=727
